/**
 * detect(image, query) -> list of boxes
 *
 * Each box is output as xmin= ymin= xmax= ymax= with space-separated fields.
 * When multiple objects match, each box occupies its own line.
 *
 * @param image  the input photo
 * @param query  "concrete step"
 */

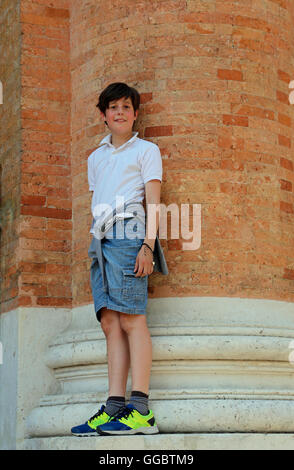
xmin=24 ymin=433 xmax=294 ymax=450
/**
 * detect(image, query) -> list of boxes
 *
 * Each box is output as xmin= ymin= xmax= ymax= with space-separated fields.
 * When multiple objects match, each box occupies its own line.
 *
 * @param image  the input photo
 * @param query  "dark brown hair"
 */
xmin=96 ymin=82 xmax=140 ymax=115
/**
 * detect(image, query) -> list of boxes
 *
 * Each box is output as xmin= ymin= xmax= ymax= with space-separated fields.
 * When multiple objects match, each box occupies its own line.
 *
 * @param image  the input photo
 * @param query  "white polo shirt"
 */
xmin=88 ymin=131 xmax=162 ymax=238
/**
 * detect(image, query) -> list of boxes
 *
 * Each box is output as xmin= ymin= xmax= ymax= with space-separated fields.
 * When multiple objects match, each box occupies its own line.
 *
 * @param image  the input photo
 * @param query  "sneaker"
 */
xmin=71 ymin=405 xmax=113 ymax=437
xmin=96 ymin=404 xmax=159 ymax=435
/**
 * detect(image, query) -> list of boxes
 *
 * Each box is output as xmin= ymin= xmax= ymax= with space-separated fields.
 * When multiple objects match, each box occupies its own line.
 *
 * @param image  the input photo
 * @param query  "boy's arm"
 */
xmin=143 ymin=179 xmax=161 ymax=251
xmin=134 ymin=179 xmax=161 ymax=277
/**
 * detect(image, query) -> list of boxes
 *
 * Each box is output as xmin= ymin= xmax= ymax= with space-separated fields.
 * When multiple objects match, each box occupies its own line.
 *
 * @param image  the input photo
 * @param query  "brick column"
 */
xmin=0 ymin=0 xmax=71 ymax=314
xmin=71 ymin=0 xmax=294 ymax=308
xmin=0 ymin=0 xmax=72 ymax=450
xmin=0 ymin=0 xmax=22 ymax=314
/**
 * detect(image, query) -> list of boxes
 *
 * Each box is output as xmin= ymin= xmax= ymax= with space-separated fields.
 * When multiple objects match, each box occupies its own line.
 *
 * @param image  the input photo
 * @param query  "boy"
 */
xmin=71 ymin=82 xmax=164 ymax=436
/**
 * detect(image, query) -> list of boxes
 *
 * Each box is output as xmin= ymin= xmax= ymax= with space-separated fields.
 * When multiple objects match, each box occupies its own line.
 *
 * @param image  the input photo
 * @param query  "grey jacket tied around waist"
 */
xmin=88 ymin=201 xmax=169 ymax=293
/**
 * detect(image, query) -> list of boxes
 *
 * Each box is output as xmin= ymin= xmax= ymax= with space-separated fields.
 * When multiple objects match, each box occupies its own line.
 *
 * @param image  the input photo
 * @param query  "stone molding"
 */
xmin=24 ymin=297 xmax=294 ymax=438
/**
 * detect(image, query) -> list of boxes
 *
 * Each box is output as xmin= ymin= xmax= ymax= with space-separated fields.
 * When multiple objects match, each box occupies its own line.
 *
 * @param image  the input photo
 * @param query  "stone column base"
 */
xmin=24 ymin=433 xmax=294 ymax=450
xmin=25 ymin=297 xmax=294 ymax=441
xmin=2 ymin=297 xmax=294 ymax=449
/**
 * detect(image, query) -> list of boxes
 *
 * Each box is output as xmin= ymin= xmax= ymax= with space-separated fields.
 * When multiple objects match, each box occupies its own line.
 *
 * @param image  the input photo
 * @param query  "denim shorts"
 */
xmin=90 ymin=217 xmax=148 ymax=323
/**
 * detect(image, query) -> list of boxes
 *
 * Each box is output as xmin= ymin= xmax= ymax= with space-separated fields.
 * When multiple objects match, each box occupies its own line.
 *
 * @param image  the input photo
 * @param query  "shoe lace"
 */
xmin=112 ymin=406 xmax=134 ymax=421
xmin=88 ymin=405 xmax=105 ymax=423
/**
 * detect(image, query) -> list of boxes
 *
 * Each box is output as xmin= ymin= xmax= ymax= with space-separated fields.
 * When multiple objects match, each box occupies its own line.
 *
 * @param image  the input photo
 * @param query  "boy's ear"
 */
xmin=99 ymin=111 xmax=108 ymax=126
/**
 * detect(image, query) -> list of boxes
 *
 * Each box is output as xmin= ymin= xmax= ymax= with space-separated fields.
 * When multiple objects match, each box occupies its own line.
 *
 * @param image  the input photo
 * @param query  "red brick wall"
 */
xmin=0 ymin=0 xmax=22 ymax=314
xmin=0 ymin=0 xmax=71 ymax=313
xmin=1 ymin=0 xmax=294 ymax=314
xmin=19 ymin=0 xmax=71 ymax=311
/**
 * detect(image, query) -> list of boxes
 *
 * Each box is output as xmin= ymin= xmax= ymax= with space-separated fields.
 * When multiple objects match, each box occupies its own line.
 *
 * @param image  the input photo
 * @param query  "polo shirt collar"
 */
xmin=99 ymin=131 xmax=138 ymax=150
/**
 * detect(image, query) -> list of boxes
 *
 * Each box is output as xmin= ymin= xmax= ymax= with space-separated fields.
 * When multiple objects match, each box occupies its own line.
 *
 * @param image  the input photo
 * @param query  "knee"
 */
xmin=120 ymin=313 xmax=145 ymax=335
xmin=100 ymin=309 xmax=121 ymax=337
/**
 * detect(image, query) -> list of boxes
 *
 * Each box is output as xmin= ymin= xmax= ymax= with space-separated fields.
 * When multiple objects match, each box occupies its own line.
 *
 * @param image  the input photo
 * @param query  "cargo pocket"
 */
xmin=122 ymin=268 xmax=148 ymax=301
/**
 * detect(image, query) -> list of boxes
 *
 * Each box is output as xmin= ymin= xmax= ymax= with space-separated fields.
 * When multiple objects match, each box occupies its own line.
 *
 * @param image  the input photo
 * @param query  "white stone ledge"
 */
xmin=23 ymin=433 xmax=294 ymax=450
xmin=26 ymin=398 xmax=294 ymax=437
xmin=50 ymin=359 xmax=294 ymax=395
xmin=65 ymin=297 xmax=294 ymax=333
xmin=49 ymin=326 xmax=294 ymax=346
xmin=38 ymin=389 xmax=294 ymax=407
xmin=46 ymin=335 xmax=294 ymax=369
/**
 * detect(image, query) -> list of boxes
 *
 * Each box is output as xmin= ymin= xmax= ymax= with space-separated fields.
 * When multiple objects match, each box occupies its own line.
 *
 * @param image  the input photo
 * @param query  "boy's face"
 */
xmin=101 ymin=96 xmax=138 ymax=134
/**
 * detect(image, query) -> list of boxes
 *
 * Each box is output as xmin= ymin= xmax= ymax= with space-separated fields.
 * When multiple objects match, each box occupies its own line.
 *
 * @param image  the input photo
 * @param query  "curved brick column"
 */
xmin=70 ymin=0 xmax=294 ymax=305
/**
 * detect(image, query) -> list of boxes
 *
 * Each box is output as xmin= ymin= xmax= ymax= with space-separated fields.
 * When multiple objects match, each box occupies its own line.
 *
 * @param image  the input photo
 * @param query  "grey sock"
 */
xmin=129 ymin=391 xmax=149 ymax=416
xmin=104 ymin=396 xmax=125 ymax=417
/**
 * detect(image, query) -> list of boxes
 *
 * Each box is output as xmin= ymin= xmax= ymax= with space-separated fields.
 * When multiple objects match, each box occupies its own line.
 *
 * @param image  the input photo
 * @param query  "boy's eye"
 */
xmin=108 ymin=103 xmax=132 ymax=110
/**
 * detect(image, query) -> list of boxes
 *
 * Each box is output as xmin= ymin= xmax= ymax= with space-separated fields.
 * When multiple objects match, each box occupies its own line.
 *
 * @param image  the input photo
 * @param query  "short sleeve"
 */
xmin=88 ymin=154 xmax=95 ymax=191
xmin=140 ymin=144 xmax=162 ymax=184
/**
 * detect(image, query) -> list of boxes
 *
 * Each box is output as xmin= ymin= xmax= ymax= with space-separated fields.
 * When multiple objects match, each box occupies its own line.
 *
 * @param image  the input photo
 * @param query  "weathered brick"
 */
xmin=284 ymin=268 xmax=294 ymax=280
xmin=36 ymin=297 xmax=72 ymax=307
xmin=280 ymin=201 xmax=294 ymax=214
xmin=217 ymin=69 xmax=243 ymax=81
xmin=278 ymin=134 xmax=291 ymax=148
xmin=144 ymin=126 xmax=173 ymax=137
xmin=223 ymin=115 xmax=249 ymax=127
xmin=280 ymin=157 xmax=294 ymax=171
xmin=21 ymin=206 xmax=71 ymax=219
xmin=280 ymin=179 xmax=292 ymax=191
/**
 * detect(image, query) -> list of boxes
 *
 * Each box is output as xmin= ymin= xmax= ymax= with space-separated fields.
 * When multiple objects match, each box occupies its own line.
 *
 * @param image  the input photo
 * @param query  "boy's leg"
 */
xmin=119 ymin=313 xmax=152 ymax=396
xmin=71 ymin=307 xmax=129 ymax=436
xmin=96 ymin=313 xmax=159 ymax=435
xmin=100 ymin=307 xmax=130 ymax=397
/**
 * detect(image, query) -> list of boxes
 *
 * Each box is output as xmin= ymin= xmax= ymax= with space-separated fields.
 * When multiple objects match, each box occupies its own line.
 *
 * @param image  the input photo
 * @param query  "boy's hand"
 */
xmin=134 ymin=245 xmax=154 ymax=277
